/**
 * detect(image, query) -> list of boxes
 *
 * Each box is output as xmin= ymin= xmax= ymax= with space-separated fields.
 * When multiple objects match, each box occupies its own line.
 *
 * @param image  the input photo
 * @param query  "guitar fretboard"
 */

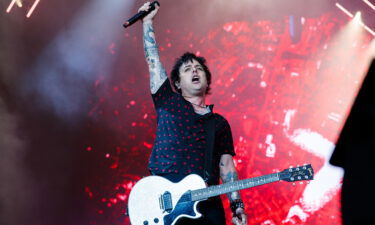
xmin=191 ymin=173 xmax=280 ymax=201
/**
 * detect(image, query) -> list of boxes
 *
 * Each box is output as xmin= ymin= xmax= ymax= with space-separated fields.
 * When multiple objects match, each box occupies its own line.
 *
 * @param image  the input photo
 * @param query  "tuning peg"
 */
xmin=307 ymin=181 xmax=310 ymax=184
xmin=300 ymin=182 xmax=303 ymax=185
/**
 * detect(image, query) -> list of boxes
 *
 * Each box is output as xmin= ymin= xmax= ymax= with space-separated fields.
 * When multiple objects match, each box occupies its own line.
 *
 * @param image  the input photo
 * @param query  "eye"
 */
xmin=197 ymin=67 xmax=203 ymax=71
xmin=184 ymin=68 xmax=191 ymax=72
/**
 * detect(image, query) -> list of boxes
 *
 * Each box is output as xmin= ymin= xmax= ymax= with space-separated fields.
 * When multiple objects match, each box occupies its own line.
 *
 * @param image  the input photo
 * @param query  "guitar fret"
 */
xmin=191 ymin=172 xmax=280 ymax=201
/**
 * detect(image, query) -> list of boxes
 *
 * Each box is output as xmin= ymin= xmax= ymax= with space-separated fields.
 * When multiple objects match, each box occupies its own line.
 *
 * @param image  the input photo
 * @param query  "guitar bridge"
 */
xmin=159 ymin=191 xmax=173 ymax=213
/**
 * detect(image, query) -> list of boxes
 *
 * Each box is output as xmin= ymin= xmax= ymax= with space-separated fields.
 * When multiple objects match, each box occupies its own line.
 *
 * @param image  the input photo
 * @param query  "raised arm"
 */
xmin=139 ymin=2 xmax=168 ymax=94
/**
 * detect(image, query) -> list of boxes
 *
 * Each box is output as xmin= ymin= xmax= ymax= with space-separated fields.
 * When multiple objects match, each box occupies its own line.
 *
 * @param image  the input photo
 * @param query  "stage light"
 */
xmin=16 ymin=0 xmax=22 ymax=7
xmin=363 ymin=0 xmax=375 ymax=10
xmin=335 ymin=2 xmax=353 ymax=17
xmin=6 ymin=0 xmax=17 ymax=13
xmin=362 ymin=24 xmax=375 ymax=36
xmin=26 ymin=0 xmax=40 ymax=18
xmin=6 ymin=0 xmax=23 ymax=13
xmin=335 ymin=2 xmax=375 ymax=36
xmin=353 ymin=11 xmax=362 ymax=25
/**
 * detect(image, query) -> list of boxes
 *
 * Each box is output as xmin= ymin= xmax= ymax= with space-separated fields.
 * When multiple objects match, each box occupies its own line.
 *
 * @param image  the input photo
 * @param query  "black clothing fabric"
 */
xmin=148 ymin=79 xmax=235 ymax=185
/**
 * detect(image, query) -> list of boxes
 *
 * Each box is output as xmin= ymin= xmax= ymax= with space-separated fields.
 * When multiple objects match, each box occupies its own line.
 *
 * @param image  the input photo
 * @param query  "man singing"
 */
xmin=138 ymin=2 xmax=247 ymax=225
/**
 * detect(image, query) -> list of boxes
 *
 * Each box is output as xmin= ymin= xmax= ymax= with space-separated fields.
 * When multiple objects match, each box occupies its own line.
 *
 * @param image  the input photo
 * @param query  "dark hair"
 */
xmin=170 ymin=52 xmax=212 ymax=95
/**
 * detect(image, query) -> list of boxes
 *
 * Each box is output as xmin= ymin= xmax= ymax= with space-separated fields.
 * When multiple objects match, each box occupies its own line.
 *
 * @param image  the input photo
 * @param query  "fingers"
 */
xmin=138 ymin=1 xmax=159 ymax=22
xmin=232 ymin=213 xmax=247 ymax=225
xmin=241 ymin=213 xmax=247 ymax=225
xmin=232 ymin=217 xmax=241 ymax=225
xmin=138 ymin=2 xmax=151 ymax=12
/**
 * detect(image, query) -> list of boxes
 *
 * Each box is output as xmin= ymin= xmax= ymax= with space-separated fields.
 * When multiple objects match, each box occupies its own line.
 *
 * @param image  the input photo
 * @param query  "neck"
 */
xmin=182 ymin=95 xmax=206 ymax=108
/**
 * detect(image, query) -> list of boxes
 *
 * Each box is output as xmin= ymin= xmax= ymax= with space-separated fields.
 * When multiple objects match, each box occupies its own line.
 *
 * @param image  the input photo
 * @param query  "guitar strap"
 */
xmin=203 ymin=116 xmax=216 ymax=185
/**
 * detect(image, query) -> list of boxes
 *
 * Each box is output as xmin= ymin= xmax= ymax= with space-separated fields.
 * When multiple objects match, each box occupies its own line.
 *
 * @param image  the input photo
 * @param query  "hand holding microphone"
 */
xmin=123 ymin=1 xmax=160 ymax=28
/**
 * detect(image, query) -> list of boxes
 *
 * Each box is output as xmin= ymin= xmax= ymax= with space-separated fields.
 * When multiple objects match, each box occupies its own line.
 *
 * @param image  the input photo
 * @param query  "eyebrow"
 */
xmin=183 ymin=64 xmax=203 ymax=69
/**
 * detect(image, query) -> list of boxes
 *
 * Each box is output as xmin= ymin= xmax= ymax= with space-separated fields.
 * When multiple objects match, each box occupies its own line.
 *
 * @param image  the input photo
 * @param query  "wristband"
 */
xmin=230 ymin=199 xmax=244 ymax=214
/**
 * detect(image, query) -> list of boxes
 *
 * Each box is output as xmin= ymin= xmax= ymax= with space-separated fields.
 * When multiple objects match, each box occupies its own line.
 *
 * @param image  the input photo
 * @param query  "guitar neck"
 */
xmin=191 ymin=172 xmax=280 ymax=201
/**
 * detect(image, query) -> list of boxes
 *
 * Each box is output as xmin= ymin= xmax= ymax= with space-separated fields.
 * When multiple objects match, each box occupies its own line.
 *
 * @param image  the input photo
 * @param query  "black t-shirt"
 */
xmin=148 ymin=79 xmax=235 ymax=184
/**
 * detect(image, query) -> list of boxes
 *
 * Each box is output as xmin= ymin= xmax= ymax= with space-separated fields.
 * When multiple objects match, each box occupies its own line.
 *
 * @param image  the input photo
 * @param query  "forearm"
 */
xmin=220 ymin=165 xmax=241 ymax=201
xmin=142 ymin=21 xmax=167 ymax=94
xmin=220 ymin=156 xmax=247 ymax=224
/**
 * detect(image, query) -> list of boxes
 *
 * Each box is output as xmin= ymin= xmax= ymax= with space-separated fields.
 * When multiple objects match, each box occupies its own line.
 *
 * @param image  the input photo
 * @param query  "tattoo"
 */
xmin=221 ymin=171 xmax=241 ymax=202
xmin=144 ymin=25 xmax=156 ymax=45
xmin=221 ymin=171 xmax=238 ymax=183
xmin=143 ymin=22 xmax=167 ymax=94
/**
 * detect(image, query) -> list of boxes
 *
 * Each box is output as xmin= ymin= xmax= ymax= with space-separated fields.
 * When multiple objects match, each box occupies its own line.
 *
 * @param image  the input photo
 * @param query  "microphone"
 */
xmin=123 ymin=1 xmax=160 ymax=28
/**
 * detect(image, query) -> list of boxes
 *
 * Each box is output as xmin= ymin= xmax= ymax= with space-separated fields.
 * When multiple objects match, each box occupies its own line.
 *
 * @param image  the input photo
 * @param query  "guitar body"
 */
xmin=127 ymin=165 xmax=314 ymax=225
xmin=128 ymin=174 xmax=207 ymax=225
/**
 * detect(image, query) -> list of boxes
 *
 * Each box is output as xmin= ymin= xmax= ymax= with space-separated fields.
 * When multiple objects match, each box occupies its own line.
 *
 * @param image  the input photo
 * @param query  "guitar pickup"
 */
xmin=159 ymin=191 xmax=173 ymax=213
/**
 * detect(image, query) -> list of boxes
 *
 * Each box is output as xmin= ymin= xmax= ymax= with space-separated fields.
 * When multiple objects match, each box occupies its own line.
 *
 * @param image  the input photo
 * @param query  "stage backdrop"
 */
xmin=82 ymin=5 xmax=372 ymax=225
xmin=1 ymin=1 xmax=373 ymax=225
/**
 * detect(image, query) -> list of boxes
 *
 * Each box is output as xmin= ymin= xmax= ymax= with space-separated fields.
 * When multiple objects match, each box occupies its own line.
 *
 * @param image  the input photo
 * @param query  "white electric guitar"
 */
xmin=128 ymin=164 xmax=314 ymax=225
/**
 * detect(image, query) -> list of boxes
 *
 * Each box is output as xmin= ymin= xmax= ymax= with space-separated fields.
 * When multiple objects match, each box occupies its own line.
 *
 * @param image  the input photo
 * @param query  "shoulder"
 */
xmin=152 ymin=79 xmax=179 ymax=101
xmin=213 ymin=113 xmax=228 ymax=122
xmin=213 ymin=113 xmax=231 ymax=128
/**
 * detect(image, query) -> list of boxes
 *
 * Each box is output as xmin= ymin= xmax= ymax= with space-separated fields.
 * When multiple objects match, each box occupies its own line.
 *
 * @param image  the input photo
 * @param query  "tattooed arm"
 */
xmin=139 ymin=2 xmax=167 ymax=94
xmin=220 ymin=154 xmax=247 ymax=225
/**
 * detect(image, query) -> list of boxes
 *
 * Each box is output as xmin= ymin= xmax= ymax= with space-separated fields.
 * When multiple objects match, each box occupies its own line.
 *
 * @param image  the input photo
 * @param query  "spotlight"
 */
xmin=353 ymin=12 xmax=362 ymax=24
xmin=363 ymin=0 xmax=375 ymax=10
xmin=335 ymin=2 xmax=375 ymax=36
xmin=6 ymin=0 xmax=17 ymax=13
xmin=336 ymin=2 xmax=353 ymax=17
xmin=26 ymin=0 xmax=40 ymax=18
xmin=16 ymin=0 xmax=22 ymax=7
xmin=363 ymin=24 xmax=375 ymax=36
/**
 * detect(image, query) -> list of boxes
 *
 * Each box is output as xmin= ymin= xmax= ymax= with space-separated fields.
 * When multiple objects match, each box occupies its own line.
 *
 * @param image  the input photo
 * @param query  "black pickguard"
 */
xmin=163 ymin=191 xmax=200 ymax=225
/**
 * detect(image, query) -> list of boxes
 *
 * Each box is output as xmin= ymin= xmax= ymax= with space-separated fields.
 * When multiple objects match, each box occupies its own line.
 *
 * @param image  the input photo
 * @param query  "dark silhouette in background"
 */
xmin=330 ymin=58 xmax=375 ymax=225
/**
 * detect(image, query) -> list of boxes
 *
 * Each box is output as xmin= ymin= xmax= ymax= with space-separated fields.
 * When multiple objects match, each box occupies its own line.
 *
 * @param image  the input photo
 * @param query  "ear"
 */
xmin=175 ymin=81 xmax=181 ymax=89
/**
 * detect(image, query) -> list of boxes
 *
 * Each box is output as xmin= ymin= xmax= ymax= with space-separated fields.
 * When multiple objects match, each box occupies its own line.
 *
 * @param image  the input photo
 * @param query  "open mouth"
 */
xmin=192 ymin=76 xmax=200 ymax=83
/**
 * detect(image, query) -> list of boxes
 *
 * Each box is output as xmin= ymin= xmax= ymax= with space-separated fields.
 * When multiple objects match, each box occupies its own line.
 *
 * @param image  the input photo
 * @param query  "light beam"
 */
xmin=363 ymin=0 xmax=375 ymax=10
xmin=336 ymin=3 xmax=375 ymax=36
xmin=6 ymin=0 xmax=17 ymax=13
xmin=26 ymin=0 xmax=40 ymax=18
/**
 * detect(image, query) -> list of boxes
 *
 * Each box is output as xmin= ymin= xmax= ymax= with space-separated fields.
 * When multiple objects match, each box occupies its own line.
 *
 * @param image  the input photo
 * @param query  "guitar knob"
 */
xmin=143 ymin=221 xmax=148 ymax=225
xmin=305 ymin=175 xmax=308 ymax=179
xmin=290 ymin=177 xmax=294 ymax=181
xmin=154 ymin=218 xmax=159 ymax=223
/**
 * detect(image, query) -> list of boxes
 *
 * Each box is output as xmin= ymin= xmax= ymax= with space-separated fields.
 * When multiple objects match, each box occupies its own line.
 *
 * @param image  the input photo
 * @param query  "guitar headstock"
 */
xmin=279 ymin=164 xmax=314 ymax=182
